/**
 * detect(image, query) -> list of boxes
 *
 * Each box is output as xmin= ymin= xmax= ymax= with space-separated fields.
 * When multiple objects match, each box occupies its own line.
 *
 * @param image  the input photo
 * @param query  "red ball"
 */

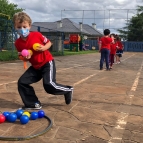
xmin=0 ymin=114 xmax=6 ymax=123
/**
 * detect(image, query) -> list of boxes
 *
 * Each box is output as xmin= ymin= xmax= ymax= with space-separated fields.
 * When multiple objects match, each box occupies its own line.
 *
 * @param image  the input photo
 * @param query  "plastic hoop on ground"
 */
xmin=0 ymin=115 xmax=52 ymax=141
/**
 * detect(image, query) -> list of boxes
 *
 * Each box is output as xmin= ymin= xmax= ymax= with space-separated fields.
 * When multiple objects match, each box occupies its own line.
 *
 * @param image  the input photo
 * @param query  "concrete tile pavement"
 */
xmin=0 ymin=52 xmax=143 ymax=143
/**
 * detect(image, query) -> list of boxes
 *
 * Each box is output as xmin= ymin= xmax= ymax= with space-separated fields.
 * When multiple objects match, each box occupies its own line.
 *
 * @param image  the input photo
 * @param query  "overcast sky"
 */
xmin=9 ymin=0 xmax=143 ymax=33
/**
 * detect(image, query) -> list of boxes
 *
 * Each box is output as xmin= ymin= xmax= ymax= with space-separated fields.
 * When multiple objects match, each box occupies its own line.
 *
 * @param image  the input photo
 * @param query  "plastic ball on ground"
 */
xmin=23 ymin=111 xmax=30 ymax=118
xmin=15 ymin=109 xmax=24 ymax=119
xmin=30 ymin=112 xmax=38 ymax=120
xmin=38 ymin=110 xmax=45 ymax=118
xmin=20 ymin=115 xmax=29 ymax=124
xmin=0 ymin=114 xmax=6 ymax=123
xmin=3 ymin=111 xmax=10 ymax=120
xmin=21 ymin=49 xmax=29 ymax=57
xmin=8 ymin=113 xmax=17 ymax=123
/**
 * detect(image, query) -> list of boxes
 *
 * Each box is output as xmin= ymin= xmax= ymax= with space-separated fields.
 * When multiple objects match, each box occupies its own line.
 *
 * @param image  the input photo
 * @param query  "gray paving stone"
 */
xmin=54 ymin=111 xmax=111 ymax=140
xmin=131 ymin=132 xmax=143 ymax=143
xmin=121 ymin=140 xmax=136 ymax=143
xmin=122 ymin=130 xmax=132 ymax=140
xmin=132 ymin=97 xmax=143 ymax=106
xmin=55 ymin=126 xmax=86 ymax=141
xmin=70 ymin=106 xmax=120 ymax=125
xmin=0 ymin=53 xmax=143 ymax=142
xmin=78 ymin=102 xmax=119 ymax=112
xmin=128 ymin=115 xmax=143 ymax=125
xmin=125 ymin=123 xmax=141 ymax=132
xmin=77 ymin=136 xmax=107 ymax=143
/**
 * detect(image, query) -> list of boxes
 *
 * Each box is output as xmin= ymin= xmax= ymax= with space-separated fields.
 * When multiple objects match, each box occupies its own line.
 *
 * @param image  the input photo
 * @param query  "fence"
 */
xmin=84 ymin=39 xmax=99 ymax=50
xmin=2 ymin=23 xmax=143 ymax=58
xmin=61 ymin=9 xmax=137 ymax=34
xmin=0 ymin=18 xmax=16 ymax=52
xmin=0 ymin=23 xmax=65 ymax=57
xmin=122 ymin=41 xmax=143 ymax=52
xmin=84 ymin=39 xmax=143 ymax=52
xmin=31 ymin=25 xmax=65 ymax=56
xmin=0 ymin=32 xmax=16 ymax=51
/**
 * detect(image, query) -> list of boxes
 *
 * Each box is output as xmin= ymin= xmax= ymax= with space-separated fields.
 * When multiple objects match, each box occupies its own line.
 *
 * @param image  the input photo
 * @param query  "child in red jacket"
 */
xmin=109 ymin=34 xmax=117 ymax=69
xmin=116 ymin=36 xmax=124 ymax=64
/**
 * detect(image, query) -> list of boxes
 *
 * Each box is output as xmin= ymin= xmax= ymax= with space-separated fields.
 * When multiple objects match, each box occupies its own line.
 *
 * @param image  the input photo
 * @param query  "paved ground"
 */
xmin=0 ymin=52 xmax=143 ymax=143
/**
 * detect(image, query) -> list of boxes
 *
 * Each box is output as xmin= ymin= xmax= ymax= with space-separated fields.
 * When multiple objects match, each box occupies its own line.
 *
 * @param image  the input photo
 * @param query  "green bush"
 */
xmin=0 ymin=49 xmax=97 ymax=61
xmin=0 ymin=50 xmax=18 ymax=61
xmin=63 ymin=49 xmax=97 ymax=55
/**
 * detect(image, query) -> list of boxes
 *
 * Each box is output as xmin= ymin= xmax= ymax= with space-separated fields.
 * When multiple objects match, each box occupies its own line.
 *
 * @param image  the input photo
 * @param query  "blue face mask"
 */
xmin=17 ymin=28 xmax=30 ymax=37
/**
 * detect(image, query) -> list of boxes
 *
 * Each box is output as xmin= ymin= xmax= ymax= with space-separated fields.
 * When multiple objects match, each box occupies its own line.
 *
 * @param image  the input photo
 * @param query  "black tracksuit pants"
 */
xmin=18 ymin=60 xmax=72 ymax=106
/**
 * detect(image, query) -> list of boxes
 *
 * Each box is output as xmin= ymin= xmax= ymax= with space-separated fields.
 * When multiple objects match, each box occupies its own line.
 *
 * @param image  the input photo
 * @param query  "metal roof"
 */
xmin=31 ymin=18 xmax=103 ymax=36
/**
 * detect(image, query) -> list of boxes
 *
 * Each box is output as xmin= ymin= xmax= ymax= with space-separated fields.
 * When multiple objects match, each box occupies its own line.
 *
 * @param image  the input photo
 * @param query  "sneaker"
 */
xmin=100 ymin=67 xmax=103 ymax=70
xmin=64 ymin=87 xmax=73 ymax=105
xmin=20 ymin=102 xmax=42 ymax=110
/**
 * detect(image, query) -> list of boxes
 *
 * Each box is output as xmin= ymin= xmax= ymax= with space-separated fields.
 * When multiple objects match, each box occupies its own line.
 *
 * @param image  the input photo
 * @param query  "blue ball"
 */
xmin=8 ymin=113 xmax=17 ymax=122
xmin=20 ymin=115 xmax=29 ymax=124
xmin=38 ymin=110 xmax=45 ymax=118
xmin=30 ymin=112 xmax=38 ymax=120
xmin=15 ymin=109 xmax=24 ymax=119
xmin=3 ymin=112 xmax=10 ymax=120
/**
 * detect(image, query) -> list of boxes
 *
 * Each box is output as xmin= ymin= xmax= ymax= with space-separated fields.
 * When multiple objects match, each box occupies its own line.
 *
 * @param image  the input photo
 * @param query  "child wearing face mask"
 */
xmin=13 ymin=12 xmax=73 ymax=110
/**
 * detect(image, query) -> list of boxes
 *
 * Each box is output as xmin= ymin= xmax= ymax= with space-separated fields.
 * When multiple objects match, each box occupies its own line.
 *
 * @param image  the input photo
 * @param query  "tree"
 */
xmin=0 ymin=0 xmax=24 ymax=31
xmin=0 ymin=0 xmax=23 ymax=50
xmin=117 ymin=6 xmax=143 ymax=41
xmin=0 ymin=0 xmax=23 ymax=20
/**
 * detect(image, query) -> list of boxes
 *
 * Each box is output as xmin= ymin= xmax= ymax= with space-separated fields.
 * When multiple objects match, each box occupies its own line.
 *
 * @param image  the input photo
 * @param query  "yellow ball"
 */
xmin=33 ymin=43 xmax=40 ymax=51
xmin=23 ymin=112 xmax=30 ymax=118
xmin=28 ymin=50 xmax=33 ymax=56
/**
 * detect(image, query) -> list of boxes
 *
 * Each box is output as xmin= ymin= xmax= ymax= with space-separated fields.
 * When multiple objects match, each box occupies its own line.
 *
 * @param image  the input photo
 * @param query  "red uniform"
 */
xmin=110 ymin=42 xmax=118 ymax=67
xmin=15 ymin=32 xmax=53 ymax=69
xmin=117 ymin=41 xmax=123 ymax=50
xmin=15 ymin=31 xmax=73 ymax=108
xmin=110 ymin=42 xmax=117 ymax=55
xmin=99 ymin=37 xmax=112 ymax=50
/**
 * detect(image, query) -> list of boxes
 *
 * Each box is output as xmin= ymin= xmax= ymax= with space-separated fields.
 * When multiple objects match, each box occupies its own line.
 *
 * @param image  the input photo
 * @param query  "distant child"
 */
xmin=99 ymin=29 xmax=113 ymax=70
xmin=116 ymin=36 xmax=124 ymax=64
xmin=109 ymin=34 xmax=117 ymax=69
xmin=13 ymin=12 xmax=73 ymax=110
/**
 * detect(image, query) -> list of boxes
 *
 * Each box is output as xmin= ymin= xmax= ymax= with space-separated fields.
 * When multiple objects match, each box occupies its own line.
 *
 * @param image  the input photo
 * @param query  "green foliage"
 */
xmin=0 ymin=0 xmax=23 ymax=50
xmin=0 ymin=50 xmax=97 ymax=61
xmin=117 ymin=6 xmax=143 ymax=41
xmin=0 ymin=0 xmax=23 ymax=32
xmin=0 ymin=0 xmax=23 ymax=20
xmin=63 ymin=49 xmax=97 ymax=55
xmin=0 ymin=50 xmax=18 ymax=61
